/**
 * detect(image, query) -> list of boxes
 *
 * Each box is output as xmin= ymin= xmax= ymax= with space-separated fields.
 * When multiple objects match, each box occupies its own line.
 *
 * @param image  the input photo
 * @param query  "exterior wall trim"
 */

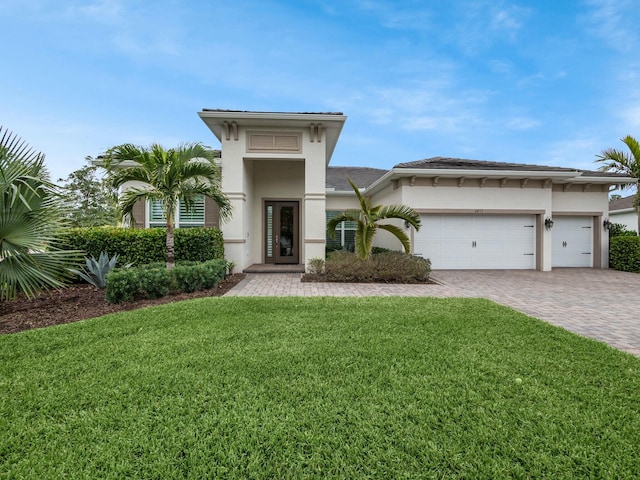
xmin=415 ymin=208 xmax=546 ymax=215
xmin=552 ymin=211 xmax=601 ymax=216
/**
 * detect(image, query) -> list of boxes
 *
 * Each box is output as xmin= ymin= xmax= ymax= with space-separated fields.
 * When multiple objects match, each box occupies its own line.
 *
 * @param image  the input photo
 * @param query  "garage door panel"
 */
xmin=415 ymin=214 xmax=536 ymax=270
xmin=552 ymin=217 xmax=593 ymax=267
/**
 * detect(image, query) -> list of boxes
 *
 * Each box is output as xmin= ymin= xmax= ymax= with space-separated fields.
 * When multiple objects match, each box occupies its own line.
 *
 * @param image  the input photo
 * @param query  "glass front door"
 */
xmin=265 ymin=201 xmax=299 ymax=264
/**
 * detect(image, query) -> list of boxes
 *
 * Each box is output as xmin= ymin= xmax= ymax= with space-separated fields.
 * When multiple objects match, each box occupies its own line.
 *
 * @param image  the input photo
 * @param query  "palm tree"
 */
xmin=104 ymin=142 xmax=232 ymax=269
xmin=596 ymin=135 xmax=640 ymax=234
xmin=0 ymin=127 xmax=83 ymax=300
xmin=327 ymin=177 xmax=421 ymax=260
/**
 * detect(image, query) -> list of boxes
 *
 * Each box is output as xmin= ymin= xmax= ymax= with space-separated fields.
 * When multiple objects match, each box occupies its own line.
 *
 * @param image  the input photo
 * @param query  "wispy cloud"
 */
xmin=506 ymin=117 xmax=541 ymax=130
xmin=582 ymin=0 xmax=637 ymax=52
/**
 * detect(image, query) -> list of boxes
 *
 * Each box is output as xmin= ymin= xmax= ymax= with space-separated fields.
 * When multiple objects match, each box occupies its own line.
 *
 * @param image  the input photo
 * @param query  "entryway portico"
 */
xmin=198 ymin=109 xmax=346 ymax=272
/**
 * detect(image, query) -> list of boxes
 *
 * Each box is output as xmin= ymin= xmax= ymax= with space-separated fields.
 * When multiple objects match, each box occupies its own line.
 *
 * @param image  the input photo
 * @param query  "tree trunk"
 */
xmin=166 ymin=221 xmax=175 ymax=269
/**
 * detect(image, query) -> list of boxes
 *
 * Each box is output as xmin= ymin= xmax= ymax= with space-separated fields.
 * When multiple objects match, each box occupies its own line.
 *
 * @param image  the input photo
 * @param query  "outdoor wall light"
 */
xmin=544 ymin=217 xmax=554 ymax=230
xmin=404 ymin=220 xmax=411 ymax=229
xmin=603 ymin=218 xmax=612 ymax=230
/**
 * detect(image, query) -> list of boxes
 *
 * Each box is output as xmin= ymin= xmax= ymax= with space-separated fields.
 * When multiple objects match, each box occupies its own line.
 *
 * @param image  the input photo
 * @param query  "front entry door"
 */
xmin=265 ymin=201 xmax=299 ymax=264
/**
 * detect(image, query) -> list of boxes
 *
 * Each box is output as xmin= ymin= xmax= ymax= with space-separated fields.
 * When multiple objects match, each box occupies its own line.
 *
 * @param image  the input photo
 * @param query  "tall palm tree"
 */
xmin=327 ymin=177 xmax=421 ymax=260
xmin=596 ymin=135 xmax=640 ymax=234
xmin=104 ymin=142 xmax=232 ymax=269
xmin=0 ymin=127 xmax=83 ymax=300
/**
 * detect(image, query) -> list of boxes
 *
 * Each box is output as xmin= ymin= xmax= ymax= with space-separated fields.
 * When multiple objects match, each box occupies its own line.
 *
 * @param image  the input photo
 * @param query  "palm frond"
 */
xmin=377 ymin=224 xmax=411 ymax=253
xmin=376 ymin=205 xmax=422 ymax=230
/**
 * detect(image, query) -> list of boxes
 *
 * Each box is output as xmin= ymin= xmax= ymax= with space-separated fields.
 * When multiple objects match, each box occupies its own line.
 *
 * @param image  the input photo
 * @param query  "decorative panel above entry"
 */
xmin=247 ymin=131 xmax=302 ymax=153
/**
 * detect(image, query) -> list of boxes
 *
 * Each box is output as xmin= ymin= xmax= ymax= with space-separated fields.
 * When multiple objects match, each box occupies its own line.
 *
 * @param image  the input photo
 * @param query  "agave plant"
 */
xmin=0 ymin=127 xmax=84 ymax=300
xmin=69 ymin=252 xmax=131 ymax=289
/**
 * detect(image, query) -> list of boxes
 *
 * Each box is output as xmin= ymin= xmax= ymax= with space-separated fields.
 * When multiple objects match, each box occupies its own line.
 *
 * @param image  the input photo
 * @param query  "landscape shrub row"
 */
xmin=610 ymin=236 xmax=640 ymax=273
xmin=105 ymin=259 xmax=228 ymax=303
xmin=60 ymin=227 xmax=224 ymax=266
xmin=309 ymin=250 xmax=431 ymax=283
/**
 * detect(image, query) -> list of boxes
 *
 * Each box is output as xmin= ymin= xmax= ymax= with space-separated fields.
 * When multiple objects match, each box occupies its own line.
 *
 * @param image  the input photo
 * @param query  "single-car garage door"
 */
xmin=552 ymin=216 xmax=593 ymax=267
xmin=414 ymin=214 xmax=536 ymax=269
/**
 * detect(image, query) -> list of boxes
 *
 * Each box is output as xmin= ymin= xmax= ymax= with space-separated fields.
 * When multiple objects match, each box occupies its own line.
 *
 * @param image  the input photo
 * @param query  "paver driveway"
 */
xmin=226 ymin=269 xmax=640 ymax=356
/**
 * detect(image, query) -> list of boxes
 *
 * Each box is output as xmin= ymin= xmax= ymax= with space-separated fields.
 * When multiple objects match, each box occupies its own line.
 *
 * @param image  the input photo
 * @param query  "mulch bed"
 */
xmin=0 ymin=274 xmax=246 ymax=335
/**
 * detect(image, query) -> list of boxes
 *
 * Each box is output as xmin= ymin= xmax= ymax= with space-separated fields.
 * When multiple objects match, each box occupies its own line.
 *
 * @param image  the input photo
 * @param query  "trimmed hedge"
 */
xmin=610 ymin=236 xmax=640 ymax=273
xmin=310 ymin=250 xmax=431 ymax=283
xmin=60 ymin=227 xmax=224 ymax=266
xmin=105 ymin=259 xmax=227 ymax=303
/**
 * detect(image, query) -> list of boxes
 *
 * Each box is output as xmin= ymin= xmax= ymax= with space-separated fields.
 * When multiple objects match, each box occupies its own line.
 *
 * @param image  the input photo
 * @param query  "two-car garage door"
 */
xmin=413 ymin=214 xmax=536 ymax=269
xmin=414 ymin=214 xmax=594 ymax=269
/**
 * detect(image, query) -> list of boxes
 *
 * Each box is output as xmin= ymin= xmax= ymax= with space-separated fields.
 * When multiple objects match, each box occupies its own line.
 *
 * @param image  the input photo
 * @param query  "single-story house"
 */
xmin=128 ymin=109 xmax=638 ymax=271
xmin=609 ymin=194 xmax=639 ymax=233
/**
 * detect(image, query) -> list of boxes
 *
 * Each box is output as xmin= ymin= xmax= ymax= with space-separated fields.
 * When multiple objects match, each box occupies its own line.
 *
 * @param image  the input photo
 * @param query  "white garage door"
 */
xmin=552 ymin=216 xmax=593 ymax=267
xmin=414 ymin=215 xmax=536 ymax=269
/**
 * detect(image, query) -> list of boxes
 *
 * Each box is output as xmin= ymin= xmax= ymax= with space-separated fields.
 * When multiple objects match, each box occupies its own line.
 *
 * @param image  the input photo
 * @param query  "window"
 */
xmin=149 ymin=196 xmax=205 ymax=228
xmin=326 ymin=211 xmax=356 ymax=251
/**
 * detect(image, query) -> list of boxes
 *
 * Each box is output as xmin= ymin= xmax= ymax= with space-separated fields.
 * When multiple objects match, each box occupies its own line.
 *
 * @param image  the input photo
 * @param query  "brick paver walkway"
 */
xmin=225 ymin=269 xmax=640 ymax=356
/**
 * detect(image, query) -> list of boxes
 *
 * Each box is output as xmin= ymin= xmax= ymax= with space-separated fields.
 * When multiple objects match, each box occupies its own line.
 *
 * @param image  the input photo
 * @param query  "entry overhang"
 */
xmin=198 ymin=109 xmax=347 ymax=164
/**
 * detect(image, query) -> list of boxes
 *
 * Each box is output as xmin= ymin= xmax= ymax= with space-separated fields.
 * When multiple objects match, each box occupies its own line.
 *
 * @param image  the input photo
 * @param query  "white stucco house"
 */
xmin=609 ymin=195 xmax=639 ymax=234
xmin=128 ymin=109 xmax=638 ymax=271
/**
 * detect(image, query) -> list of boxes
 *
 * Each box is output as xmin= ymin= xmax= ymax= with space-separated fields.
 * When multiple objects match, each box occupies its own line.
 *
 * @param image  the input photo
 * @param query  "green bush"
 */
xmin=60 ymin=227 xmax=224 ymax=266
xmin=610 ymin=236 xmax=640 ymax=273
xmin=105 ymin=269 xmax=140 ymax=303
xmin=321 ymin=250 xmax=431 ymax=283
xmin=105 ymin=259 xmax=228 ymax=303
xmin=609 ymin=223 xmax=638 ymax=237
xmin=173 ymin=259 xmax=226 ymax=293
xmin=138 ymin=267 xmax=173 ymax=299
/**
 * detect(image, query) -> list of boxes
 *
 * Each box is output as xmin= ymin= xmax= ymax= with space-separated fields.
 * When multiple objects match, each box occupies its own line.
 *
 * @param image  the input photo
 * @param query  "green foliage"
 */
xmin=610 ymin=236 xmax=640 ymax=273
xmin=609 ymin=222 xmax=638 ymax=237
xmin=0 ymin=127 xmax=84 ymax=300
xmin=173 ymin=259 xmax=227 ymax=293
xmin=3 ymin=297 xmax=640 ymax=478
xmin=320 ymin=250 xmax=431 ymax=283
xmin=60 ymin=227 xmax=224 ymax=266
xmin=173 ymin=227 xmax=225 ymax=262
xmin=105 ymin=259 xmax=227 ymax=303
xmin=596 ymin=135 xmax=640 ymax=233
xmin=57 ymin=158 xmax=118 ymax=227
xmin=103 ymin=142 xmax=232 ymax=268
xmin=68 ymin=252 xmax=128 ymax=289
xmin=138 ymin=267 xmax=173 ymax=299
xmin=104 ymin=268 xmax=139 ymax=303
xmin=327 ymin=177 xmax=421 ymax=259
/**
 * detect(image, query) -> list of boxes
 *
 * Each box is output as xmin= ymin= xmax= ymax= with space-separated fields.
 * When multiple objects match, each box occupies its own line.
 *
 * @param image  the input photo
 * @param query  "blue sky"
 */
xmin=1 ymin=0 xmax=639 ymax=184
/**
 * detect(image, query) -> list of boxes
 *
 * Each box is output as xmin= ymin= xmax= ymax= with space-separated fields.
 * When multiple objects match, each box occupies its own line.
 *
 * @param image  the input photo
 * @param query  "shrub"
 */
xmin=609 ymin=223 xmax=638 ymax=237
xmin=60 ymin=227 xmax=224 ymax=266
xmin=173 ymin=259 xmax=226 ymax=292
xmin=371 ymin=246 xmax=393 ymax=254
xmin=105 ymin=259 xmax=228 ymax=303
xmin=322 ymin=251 xmax=431 ymax=283
xmin=307 ymin=257 xmax=325 ymax=274
xmin=138 ymin=267 xmax=174 ymax=299
xmin=610 ymin=236 xmax=640 ymax=273
xmin=105 ymin=269 xmax=140 ymax=303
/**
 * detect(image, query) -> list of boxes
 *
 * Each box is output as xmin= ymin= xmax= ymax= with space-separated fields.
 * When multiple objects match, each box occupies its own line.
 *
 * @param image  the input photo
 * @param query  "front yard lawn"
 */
xmin=1 ymin=297 xmax=639 ymax=478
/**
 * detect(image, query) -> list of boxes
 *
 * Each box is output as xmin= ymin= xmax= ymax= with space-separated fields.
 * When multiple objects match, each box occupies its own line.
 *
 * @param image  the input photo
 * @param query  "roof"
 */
xmin=609 ymin=195 xmax=636 ymax=211
xmin=327 ymin=167 xmax=388 ymax=190
xmin=394 ymin=157 xmax=630 ymax=178
xmin=202 ymin=109 xmax=344 ymax=115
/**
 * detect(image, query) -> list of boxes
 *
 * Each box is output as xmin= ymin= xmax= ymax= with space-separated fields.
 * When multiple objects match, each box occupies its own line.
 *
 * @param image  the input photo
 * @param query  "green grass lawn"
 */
xmin=1 ymin=297 xmax=639 ymax=479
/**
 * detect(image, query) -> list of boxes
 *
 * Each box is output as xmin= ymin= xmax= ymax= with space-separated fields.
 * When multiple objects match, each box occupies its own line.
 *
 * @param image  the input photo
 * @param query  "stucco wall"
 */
xmin=610 ymin=210 xmax=638 ymax=233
